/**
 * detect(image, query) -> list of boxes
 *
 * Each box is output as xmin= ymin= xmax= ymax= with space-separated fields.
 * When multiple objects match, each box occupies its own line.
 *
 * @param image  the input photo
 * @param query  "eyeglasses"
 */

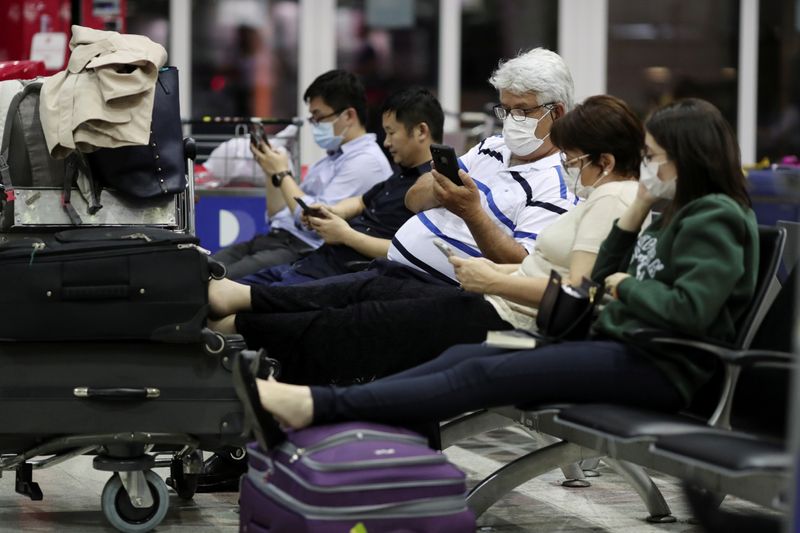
xmin=493 ymin=102 xmax=555 ymax=122
xmin=642 ymin=151 xmax=669 ymax=165
xmin=560 ymin=153 xmax=590 ymax=169
xmin=308 ymin=109 xmax=344 ymax=126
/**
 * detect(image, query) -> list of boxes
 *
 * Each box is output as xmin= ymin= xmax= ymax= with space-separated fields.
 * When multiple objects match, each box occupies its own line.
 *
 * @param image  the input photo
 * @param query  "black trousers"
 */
xmin=235 ymin=272 xmax=512 ymax=385
xmin=211 ymin=229 xmax=314 ymax=280
xmin=311 ymin=341 xmax=685 ymax=425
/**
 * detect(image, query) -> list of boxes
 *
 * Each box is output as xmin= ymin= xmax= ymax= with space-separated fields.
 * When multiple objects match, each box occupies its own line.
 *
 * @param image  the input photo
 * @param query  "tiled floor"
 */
xmin=0 ymin=426 xmax=778 ymax=532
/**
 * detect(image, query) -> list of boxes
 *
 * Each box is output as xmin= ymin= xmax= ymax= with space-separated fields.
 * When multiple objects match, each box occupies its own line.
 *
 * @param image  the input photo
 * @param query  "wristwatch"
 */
xmin=271 ymin=170 xmax=293 ymax=187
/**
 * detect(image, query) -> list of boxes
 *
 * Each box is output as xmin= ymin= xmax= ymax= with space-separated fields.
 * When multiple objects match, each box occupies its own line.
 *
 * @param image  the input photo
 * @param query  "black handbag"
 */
xmin=86 ymin=66 xmax=186 ymax=200
xmin=536 ymin=270 xmax=601 ymax=341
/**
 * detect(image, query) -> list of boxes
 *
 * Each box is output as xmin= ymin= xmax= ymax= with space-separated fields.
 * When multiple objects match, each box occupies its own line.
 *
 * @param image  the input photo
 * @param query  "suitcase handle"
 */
xmin=62 ymin=285 xmax=131 ymax=300
xmin=73 ymin=387 xmax=160 ymax=400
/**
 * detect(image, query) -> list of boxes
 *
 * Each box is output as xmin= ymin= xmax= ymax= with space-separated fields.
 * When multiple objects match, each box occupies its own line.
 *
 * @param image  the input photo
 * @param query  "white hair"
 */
xmin=489 ymin=48 xmax=575 ymax=110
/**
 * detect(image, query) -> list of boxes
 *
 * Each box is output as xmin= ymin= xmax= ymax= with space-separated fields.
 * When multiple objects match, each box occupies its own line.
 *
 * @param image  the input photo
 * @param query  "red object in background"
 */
xmin=80 ymin=0 xmax=126 ymax=33
xmin=0 ymin=1 xmax=71 ymax=73
xmin=0 ymin=1 xmax=127 ymax=75
xmin=0 ymin=60 xmax=46 ymax=81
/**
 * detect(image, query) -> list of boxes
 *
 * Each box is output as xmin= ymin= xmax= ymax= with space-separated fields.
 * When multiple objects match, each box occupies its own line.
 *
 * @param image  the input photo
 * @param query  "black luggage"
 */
xmin=0 ymin=226 xmax=209 ymax=342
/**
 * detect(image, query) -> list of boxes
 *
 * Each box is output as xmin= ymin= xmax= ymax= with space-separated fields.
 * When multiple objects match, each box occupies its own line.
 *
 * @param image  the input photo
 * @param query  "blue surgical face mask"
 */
xmin=312 ymin=114 xmax=345 ymax=151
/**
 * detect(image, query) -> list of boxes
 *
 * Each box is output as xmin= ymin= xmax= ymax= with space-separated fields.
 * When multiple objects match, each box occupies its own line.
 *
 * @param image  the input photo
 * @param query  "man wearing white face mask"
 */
xmin=211 ymin=70 xmax=392 ymax=280
xmin=394 ymin=48 xmax=577 ymax=282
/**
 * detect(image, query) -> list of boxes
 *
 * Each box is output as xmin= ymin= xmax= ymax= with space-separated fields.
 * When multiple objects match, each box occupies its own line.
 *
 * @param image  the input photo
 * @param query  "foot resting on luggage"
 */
xmin=232 ymin=353 xmax=293 ymax=449
xmin=208 ymin=278 xmax=252 ymax=318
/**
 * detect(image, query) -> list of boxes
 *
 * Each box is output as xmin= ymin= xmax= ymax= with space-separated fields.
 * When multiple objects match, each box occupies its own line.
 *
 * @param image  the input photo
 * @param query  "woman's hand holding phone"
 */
xmin=450 ymin=256 xmax=504 ymax=294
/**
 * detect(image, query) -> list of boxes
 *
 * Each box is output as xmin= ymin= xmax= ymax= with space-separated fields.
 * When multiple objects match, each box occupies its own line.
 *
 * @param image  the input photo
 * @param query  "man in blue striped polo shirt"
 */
xmin=389 ymin=47 xmax=576 ymax=283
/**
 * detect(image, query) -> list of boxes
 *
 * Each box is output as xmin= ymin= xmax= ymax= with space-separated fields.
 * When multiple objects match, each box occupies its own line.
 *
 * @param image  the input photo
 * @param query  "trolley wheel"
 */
xmin=101 ymin=471 xmax=169 ymax=533
xmin=202 ymin=329 xmax=226 ymax=355
xmin=169 ymin=451 xmax=203 ymax=500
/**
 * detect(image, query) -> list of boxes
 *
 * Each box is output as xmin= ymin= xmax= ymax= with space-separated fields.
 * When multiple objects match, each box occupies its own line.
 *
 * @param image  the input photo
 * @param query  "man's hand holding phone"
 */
xmin=304 ymin=204 xmax=353 ymax=245
xmin=295 ymin=197 xmax=326 ymax=217
xmin=251 ymin=130 xmax=290 ymax=178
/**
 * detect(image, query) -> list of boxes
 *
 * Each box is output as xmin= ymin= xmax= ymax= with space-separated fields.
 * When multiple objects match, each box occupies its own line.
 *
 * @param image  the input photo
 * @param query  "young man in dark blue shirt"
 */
xmin=192 ymin=87 xmax=444 ymax=493
xmin=239 ymin=87 xmax=445 ymax=286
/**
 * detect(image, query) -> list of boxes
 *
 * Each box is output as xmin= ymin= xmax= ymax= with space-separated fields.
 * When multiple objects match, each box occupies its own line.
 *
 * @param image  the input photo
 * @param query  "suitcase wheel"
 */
xmin=101 ymin=471 xmax=169 ymax=533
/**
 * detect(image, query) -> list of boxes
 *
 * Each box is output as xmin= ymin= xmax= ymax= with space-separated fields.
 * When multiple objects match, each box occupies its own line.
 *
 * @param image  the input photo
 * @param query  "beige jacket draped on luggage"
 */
xmin=40 ymin=25 xmax=168 ymax=159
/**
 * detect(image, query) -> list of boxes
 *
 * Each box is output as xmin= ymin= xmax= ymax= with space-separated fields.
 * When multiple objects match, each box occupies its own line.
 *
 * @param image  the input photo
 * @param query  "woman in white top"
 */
xmin=455 ymin=94 xmax=644 ymax=331
xmin=208 ymin=95 xmax=645 ymax=384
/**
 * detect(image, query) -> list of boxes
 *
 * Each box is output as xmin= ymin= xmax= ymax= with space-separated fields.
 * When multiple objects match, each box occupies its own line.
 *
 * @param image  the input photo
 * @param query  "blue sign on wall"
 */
xmin=194 ymin=190 xmax=270 ymax=253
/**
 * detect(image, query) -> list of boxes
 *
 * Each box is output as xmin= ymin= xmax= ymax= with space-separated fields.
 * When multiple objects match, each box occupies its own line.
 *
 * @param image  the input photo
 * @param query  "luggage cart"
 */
xmin=185 ymin=117 xmax=303 ymax=252
xmin=185 ymin=116 xmax=303 ymax=187
xmin=0 ymin=140 xmax=254 ymax=533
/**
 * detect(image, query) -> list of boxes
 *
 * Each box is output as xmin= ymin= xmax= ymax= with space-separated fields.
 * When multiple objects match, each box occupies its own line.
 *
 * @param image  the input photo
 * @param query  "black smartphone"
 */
xmin=430 ymin=143 xmax=463 ymax=186
xmin=295 ymin=197 xmax=325 ymax=218
xmin=249 ymin=125 xmax=271 ymax=148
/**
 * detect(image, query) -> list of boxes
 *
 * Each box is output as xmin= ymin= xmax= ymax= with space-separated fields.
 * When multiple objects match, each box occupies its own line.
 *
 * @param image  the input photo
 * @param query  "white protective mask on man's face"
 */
xmin=502 ymin=110 xmax=551 ymax=156
xmin=639 ymin=160 xmax=676 ymax=200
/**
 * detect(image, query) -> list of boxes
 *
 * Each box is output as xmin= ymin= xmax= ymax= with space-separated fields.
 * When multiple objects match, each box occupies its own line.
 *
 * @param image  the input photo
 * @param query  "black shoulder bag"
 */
xmin=536 ymin=270 xmax=601 ymax=341
xmin=86 ymin=66 xmax=186 ymax=200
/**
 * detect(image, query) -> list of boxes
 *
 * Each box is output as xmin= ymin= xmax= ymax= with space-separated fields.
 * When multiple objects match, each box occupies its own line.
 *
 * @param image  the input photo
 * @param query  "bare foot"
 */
xmin=256 ymin=379 xmax=314 ymax=429
xmin=208 ymin=278 xmax=252 ymax=318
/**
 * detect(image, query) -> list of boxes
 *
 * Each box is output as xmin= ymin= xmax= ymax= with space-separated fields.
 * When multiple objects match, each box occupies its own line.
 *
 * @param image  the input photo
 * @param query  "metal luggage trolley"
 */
xmin=188 ymin=115 xmax=303 ymax=184
xmin=0 ymin=139 xmax=253 ymax=533
xmin=185 ymin=116 xmax=303 ymax=253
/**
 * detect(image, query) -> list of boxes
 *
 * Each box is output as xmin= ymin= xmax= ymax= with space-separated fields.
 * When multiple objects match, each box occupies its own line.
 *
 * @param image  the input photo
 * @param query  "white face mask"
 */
xmin=502 ymin=110 xmax=551 ymax=156
xmin=639 ymin=160 xmax=676 ymax=199
xmin=566 ymin=162 xmax=608 ymax=200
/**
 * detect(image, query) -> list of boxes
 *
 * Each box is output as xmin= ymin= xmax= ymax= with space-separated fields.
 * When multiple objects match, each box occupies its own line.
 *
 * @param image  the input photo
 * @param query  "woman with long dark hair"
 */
xmin=233 ymin=98 xmax=759 ymax=447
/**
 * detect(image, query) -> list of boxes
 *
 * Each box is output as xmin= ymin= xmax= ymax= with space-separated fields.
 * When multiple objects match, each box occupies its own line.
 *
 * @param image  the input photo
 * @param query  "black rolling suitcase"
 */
xmin=0 ymin=226 xmax=210 ymax=342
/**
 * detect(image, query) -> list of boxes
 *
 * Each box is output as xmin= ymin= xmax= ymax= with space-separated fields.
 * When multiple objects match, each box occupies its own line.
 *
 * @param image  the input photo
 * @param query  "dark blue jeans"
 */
xmin=238 ymin=263 xmax=317 ymax=287
xmin=311 ymin=341 xmax=685 ymax=425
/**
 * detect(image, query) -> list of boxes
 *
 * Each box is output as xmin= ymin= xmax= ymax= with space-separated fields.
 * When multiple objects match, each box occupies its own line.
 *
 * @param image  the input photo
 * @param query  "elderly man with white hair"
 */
xmin=394 ymin=47 xmax=576 ymax=281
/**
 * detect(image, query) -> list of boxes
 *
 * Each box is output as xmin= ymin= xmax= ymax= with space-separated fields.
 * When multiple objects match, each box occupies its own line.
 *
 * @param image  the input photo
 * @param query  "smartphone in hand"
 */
xmin=295 ymin=197 xmax=326 ymax=218
xmin=249 ymin=125 xmax=271 ymax=148
xmin=430 ymin=144 xmax=463 ymax=186
xmin=433 ymin=238 xmax=454 ymax=257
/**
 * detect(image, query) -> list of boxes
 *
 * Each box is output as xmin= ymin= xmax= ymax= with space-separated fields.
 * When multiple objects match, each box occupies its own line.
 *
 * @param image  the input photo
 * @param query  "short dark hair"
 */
xmin=303 ymin=70 xmax=367 ymax=125
xmin=646 ymin=98 xmax=751 ymax=223
xmin=381 ymin=87 xmax=444 ymax=143
xmin=550 ymin=94 xmax=644 ymax=177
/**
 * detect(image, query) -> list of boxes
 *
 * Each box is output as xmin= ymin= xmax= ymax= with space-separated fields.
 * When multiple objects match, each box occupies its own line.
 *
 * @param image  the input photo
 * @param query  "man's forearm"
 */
xmin=266 ymin=181 xmax=287 ymax=217
xmin=464 ymin=210 xmax=528 ymax=263
xmin=342 ymin=231 xmax=391 ymax=259
xmin=278 ymin=176 xmax=305 ymax=214
xmin=405 ymin=174 xmax=439 ymax=213
xmin=333 ymin=196 xmax=366 ymax=220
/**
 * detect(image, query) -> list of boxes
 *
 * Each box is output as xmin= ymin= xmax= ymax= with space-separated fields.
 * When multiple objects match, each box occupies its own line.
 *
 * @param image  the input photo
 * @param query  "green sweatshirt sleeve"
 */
xmin=615 ymin=199 xmax=749 ymax=337
xmin=591 ymin=222 xmax=640 ymax=284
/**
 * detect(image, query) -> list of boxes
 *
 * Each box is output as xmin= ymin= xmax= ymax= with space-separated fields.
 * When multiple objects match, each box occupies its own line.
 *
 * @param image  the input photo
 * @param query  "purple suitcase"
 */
xmin=239 ymin=422 xmax=475 ymax=532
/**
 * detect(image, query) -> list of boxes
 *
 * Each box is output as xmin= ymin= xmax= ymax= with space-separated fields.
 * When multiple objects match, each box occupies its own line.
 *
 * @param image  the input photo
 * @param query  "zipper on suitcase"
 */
xmin=283 ymin=429 xmax=428 ymax=464
xmin=177 ymin=243 xmax=211 ymax=255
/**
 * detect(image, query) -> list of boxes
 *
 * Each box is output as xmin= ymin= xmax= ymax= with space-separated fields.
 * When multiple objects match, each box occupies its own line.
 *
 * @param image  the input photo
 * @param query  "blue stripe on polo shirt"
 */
xmin=390 ymin=238 xmax=459 ymax=286
xmin=416 ymin=213 xmax=482 ymax=257
xmin=472 ymin=178 xmax=516 ymax=231
xmin=513 ymin=231 xmax=538 ymax=240
xmin=554 ymin=165 xmax=567 ymax=199
xmin=457 ymin=158 xmax=468 ymax=172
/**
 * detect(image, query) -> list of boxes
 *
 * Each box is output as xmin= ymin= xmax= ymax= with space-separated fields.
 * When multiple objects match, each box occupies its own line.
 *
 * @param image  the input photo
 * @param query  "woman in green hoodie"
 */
xmin=232 ymin=98 xmax=758 ymax=445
